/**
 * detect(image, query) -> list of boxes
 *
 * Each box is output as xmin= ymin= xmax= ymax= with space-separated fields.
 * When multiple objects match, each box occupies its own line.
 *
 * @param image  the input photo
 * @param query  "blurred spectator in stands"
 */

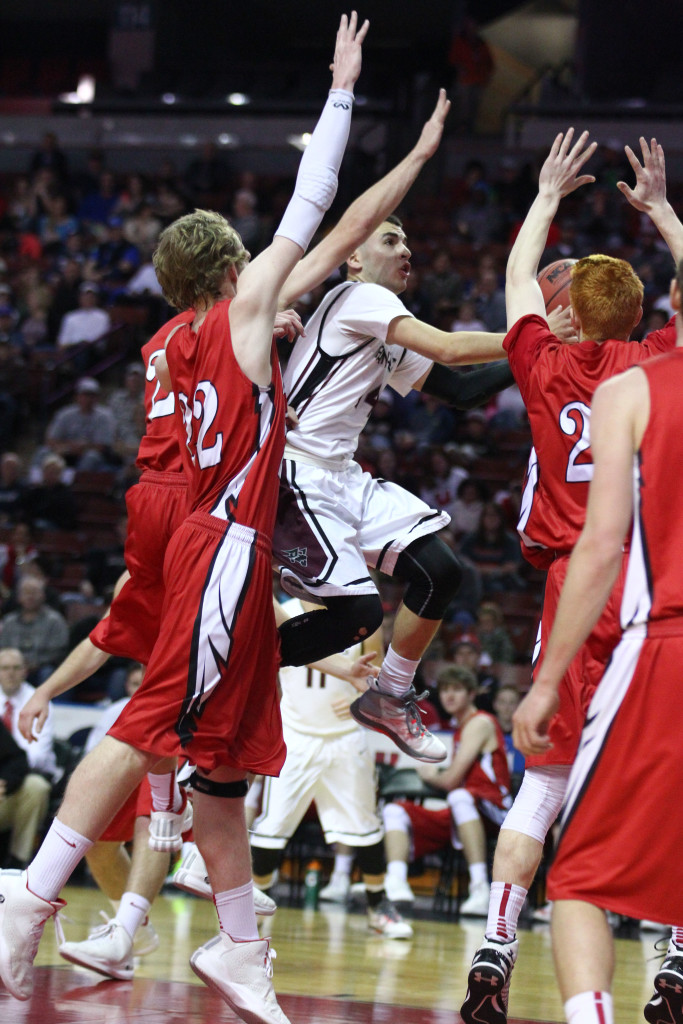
xmin=0 ymin=575 xmax=68 ymax=685
xmin=107 ymin=362 xmax=146 ymax=465
xmin=422 ymin=250 xmax=463 ymax=323
xmin=36 ymin=191 xmax=79 ymax=258
xmin=449 ymin=476 xmax=487 ymax=539
xmin=374 ymin=448 xmax=421 ymax=498
xmin=0 ymin=337 xmax=26 ymax=449
xmin=0 ymin=455 xmax=27 ymax=526
xmin=406 ymin=392 xmax=457 ymax=449
xmin=454 ymin=409 xmax=495 ymax=463
xmin=419 ymin=447 xmax=469 ymax=514
xmin=29 ymin=131 xmax=69 ymax=187
xmin=495 ymin=478 xmax=523 ymax=533
xmin=492 ymin=684 xmax=525 ymax=786
xmin=476 ymin=601 xmax=515 ymax=666
xmin=450 ymin=297 xmax=486 ymax=333
xmin=23 ymin=454 xmax=78 ymax=531
xmin=0 ymin=718 xmax=50 ymax=870
xmin=122 ymin=200 xmax=162 ymax=262
xmin=0 ymin=304 xmax=23 ymax=349
xmin=85 ymin=515 xmax=128 ymax=600
xmin=5 ymin=176 xmax=38 ymax=232
xmin=0 ymin=523 xmax=38 ymax=598
xmin=456 ymin=182 xmax=502 ymax=248
xmin=153 ymin=181 xmax=188 ymax=226
xmin=400 ymin=265 xmax=432 ymax=321
xmin=77 ymin=170 xmax=120 ymax=229
xmin=56 ymin=282 xmax=112 ymax=368
xmin=46 ymin=257 xmax=83 ymax=343
xmin=231 ymin=187 xmax=264 ymax=256
xmin=446 ymin=16 xmax=494 ymax=134
xmin=85 ymin=216 xmax=141 ymax=299
xmin=460 ymin=502 xmax=524 ymax=598
xmin=0 ymin=647 xmax=59 ymax=784
xmin=473 ymin=266 xmax=506 ymax=332
xmin=45 ymin=376 xmax=117 ymax=471
xmin=184 ymin=141 xmax=230 ymax=207
xmin=71 ymin=149 xmax=105 ymax=205
xmin=451 ymin=635 xmax=499 ymax=713
xmin=543 ymin=217 xmax=582 ymax=265
xmin=576 ymin=185 xmax=624 ymax=252
xmin=18 ymin=290 xmax=49 ymax=352
xmin=112 ymin=173 xmax=149 ymax=220
xmin=489 ymin=380 xmax=527 ymax=431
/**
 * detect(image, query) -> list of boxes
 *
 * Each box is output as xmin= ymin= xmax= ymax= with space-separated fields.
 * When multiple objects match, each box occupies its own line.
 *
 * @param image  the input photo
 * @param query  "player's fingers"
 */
xmin=355 ymin=17 xmax=370 ymax=43
xmin=623 ymin=145 xmax=642 ymax=174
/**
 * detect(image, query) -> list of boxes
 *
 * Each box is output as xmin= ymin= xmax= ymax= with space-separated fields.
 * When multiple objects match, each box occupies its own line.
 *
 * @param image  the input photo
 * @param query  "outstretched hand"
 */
xmin=330 ymin=11 xmax=370 ymax=93
xmin=347 ymin=651 xmax=379 ymax=692
xmin=617 ymin=137 xmax=667 ymax=213
xmin=273 ymin=309 xmax=304 ymax=344
xmin=538 ymin=128 xmax=597 ymax=201
xmin=414 ymin=89 xmax=451 ymax=161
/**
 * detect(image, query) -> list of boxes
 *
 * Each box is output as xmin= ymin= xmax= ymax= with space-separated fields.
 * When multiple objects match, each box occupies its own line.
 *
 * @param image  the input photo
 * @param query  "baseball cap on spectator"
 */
xmin=454 ymin=633 xmax=480 ymax=653
xmin=126 ymin=362 xmax=144 ymax=376
xmin=79 ymin=281 xmax=100 ymax=295
xmin=76 ymin=376 xmax=101 ymax=395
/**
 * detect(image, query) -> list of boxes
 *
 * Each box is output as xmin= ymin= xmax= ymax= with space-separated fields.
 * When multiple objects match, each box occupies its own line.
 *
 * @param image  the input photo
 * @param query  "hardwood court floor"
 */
xmin=1 ymin=883 xmax=665 ymax=1023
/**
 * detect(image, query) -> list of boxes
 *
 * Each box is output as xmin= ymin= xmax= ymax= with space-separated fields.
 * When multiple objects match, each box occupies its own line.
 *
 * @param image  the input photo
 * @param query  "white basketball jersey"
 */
xmin=283 ymin=281 xmax=431 ymax=462
xmin=279 ymin=598 xmax=363 ymax=737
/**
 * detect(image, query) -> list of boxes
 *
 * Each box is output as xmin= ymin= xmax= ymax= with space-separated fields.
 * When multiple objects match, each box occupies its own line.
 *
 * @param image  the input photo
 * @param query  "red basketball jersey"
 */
xmin=505 ymin=314 xmax=676 ymax=567
xmin=623 ymin=347 xmax=683 ymax=627
xmin=136 ymin=313 xmax=194 ymax=474
xmin=164 ymin=298 xmax=286 ymax=531
xmin=454 ymin=711 xmax=511 ymax=808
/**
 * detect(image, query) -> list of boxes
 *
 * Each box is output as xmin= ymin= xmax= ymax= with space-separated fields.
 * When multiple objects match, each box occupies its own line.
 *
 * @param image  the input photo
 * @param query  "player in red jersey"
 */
xmin=460 ymin=132 xmax=683 ymax=1024
xmin=0 ymin=16 xmax=367 ymax=1019
xmin=381 ymin=665 xmax=510 ymax=908
xmin=513 ymin=260 xmax=683 ymax=1024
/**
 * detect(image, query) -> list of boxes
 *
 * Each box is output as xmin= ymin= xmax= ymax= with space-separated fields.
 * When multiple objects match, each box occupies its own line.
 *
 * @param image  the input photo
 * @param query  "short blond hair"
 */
xmin=153 ymin=209 xmax=248 ymax=311
xmin=569 ymin=255 xmax=644 ymax=340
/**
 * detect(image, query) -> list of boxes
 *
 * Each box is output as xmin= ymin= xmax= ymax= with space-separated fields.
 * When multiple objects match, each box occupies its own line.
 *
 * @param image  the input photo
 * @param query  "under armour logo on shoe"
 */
xmin=283 ymin=546 xmax=308 ymax=567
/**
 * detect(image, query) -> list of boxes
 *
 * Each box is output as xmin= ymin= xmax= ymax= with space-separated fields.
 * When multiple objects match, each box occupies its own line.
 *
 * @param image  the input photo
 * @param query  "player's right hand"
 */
xmin=18 ymin=693 xmax=48 ymax=743
xmin=330 ymin=12 xmax=370 ymax=93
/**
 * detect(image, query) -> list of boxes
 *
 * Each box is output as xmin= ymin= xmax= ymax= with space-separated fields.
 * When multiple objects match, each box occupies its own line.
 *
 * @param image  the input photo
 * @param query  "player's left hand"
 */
xmin=617 ymin=137 xmax=666 ymax=212
xmin=512 ymin=684 xmax=558 ymax=755
xmin=331 ymin=697 xmax=353 ymax=720
xmin=273 ymin=309 xmax=304 ymax=344
xmin=414 ymin=89 xmax=451 ymax=161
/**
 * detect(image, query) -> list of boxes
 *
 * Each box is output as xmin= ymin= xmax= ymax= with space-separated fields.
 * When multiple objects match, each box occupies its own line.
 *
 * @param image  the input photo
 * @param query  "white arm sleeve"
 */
xmin=275 ymin=88 xmax=354 ymax=252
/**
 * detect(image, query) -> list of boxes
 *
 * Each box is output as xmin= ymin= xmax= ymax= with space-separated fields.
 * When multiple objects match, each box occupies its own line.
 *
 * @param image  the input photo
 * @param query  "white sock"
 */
xmin=117 ymin=892 xmax=151 ymax=940
xmin=26 ymin=819 xmax=94 ymax=903
xmin=147 ymin=771 xmax=182 ymax=813
xmin=377 ymin=646 xmax=419 ymax=697
xmin=469 ymin=861 xmax=488 ymax=887
xmin=564 ymin=991 xmax=613 ymax=1024
xmin=485 ymin=881 xmax=528 ymax=942
xmin=333 ymin=853 xmax=353 ymax=877
xmin=386 ymin=860 xmax=408 ymax=883
xmin=215 ymin=881 xmax=259 ymax=941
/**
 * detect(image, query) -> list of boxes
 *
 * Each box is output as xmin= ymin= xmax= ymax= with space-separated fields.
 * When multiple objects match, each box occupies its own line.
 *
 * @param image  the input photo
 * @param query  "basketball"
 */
xmin=537 ymin=259 xmax=576 ymax=313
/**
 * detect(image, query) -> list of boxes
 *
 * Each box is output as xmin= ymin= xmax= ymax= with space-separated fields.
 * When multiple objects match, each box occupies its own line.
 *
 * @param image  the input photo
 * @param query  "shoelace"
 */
xmin=264 ymin=945 xmax=276 ymax=979
xmin=403 ymin=690 xmax=430 ymax=738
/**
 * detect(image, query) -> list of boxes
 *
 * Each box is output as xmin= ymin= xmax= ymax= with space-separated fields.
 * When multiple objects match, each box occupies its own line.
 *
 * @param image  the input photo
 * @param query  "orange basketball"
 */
xmin=537 ymin=259 xmax=576 ymax=313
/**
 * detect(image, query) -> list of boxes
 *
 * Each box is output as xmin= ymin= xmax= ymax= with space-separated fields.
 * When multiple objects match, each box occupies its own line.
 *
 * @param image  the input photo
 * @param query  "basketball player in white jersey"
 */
xmin=274 ymin=215 xmax=513 ymax=766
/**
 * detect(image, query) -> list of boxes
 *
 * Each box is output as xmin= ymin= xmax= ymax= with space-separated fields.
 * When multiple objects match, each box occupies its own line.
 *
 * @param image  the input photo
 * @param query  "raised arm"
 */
xmin=506 ymin=128 xmax=597 ymax=329
xmin=617 ymin=137 xmax=683 ymax=268
xmin=279 ymin=89 xmax=451 ymax=309
xmin=387 ymin=315 xmax=505 ymax=364
xmin=230 ymin=12 xmax=368 ymax=384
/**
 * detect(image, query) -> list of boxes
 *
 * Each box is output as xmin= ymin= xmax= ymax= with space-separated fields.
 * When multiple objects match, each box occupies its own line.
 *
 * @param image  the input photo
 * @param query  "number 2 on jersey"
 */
xmin=560 ymin=401 xmax=593 ymax=483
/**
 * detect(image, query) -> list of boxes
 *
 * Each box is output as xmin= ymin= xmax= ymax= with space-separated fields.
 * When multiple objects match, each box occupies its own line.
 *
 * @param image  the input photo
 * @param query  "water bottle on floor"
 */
xmin=304 ymin=860 xmax=321 ymax=909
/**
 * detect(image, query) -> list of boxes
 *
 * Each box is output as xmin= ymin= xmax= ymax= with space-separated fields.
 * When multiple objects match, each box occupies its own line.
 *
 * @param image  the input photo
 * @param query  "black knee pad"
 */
xmin=356 ymin=840 xmax=386 ymax=877
xmin=279 ymin=593 xmax=383 ymax=667
xmin=190 ymin=773 xmax=249 ymax=798
xmin=250 ymin=845 xmax=283 ymax=878
xmin=394 ymin=533 xmax=463 ymax=620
